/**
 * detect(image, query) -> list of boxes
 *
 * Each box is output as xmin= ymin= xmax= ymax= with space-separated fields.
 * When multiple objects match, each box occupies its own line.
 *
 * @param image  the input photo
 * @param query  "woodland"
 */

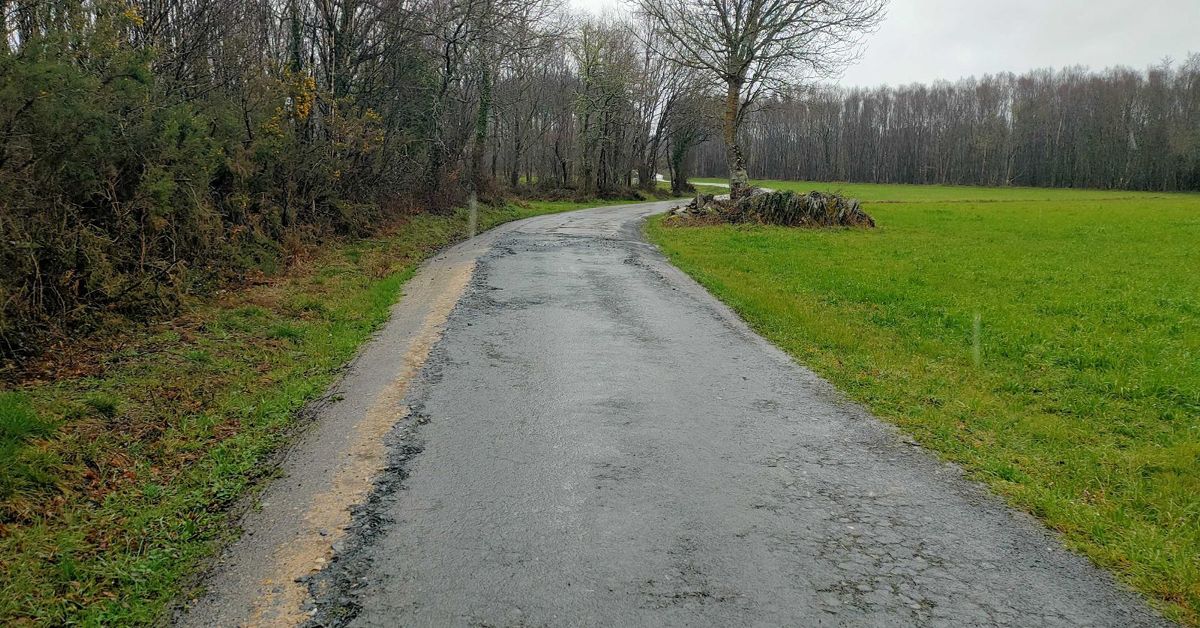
xmin=695 ymin=61 xmax=1200 ymax=190
xmin=0 ymin=0 xmax=1195 ymax=357
xmin=2 ymin=2 xmax=1199 ymax=623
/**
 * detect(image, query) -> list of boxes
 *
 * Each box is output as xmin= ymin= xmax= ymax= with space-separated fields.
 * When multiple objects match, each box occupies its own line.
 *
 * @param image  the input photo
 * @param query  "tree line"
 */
xmin=15 ymin=0 xmax=1195 ymax=357
xmin=0 ymin=0 xmax=709 ymax=356
xmin=0 ymin=0 xmax=888 ymax=357
xmin=694 ymin=59 xmax=1200 ymax=191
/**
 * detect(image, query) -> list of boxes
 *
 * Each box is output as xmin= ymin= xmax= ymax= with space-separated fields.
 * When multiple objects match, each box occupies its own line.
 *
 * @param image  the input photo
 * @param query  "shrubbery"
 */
xmin=0 ymin=5 xmax=428 ymax=358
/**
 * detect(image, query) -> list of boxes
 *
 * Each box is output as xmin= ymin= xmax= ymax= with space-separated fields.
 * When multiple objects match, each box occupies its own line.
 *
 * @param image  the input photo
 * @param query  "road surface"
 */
xmin=181 ymin=200 xmax=1165 ymax=627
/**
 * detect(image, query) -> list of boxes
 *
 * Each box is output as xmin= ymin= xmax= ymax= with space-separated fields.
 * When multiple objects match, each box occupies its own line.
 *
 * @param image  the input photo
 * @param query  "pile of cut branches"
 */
xmin=667 ymin=190 xmax=875 ymax=228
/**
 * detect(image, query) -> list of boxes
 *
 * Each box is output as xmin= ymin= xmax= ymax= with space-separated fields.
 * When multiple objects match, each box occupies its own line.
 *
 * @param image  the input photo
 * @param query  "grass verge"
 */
xmin=650 ymin=180 xmax=1200 ymax=624
xmin=0 ymin=198 xmax=646 ymax=625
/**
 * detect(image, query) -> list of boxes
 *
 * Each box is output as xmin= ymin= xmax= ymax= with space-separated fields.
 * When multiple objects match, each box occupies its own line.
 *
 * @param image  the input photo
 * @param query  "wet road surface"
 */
xmin=308 ymin=201 xmax=1164 ymax=626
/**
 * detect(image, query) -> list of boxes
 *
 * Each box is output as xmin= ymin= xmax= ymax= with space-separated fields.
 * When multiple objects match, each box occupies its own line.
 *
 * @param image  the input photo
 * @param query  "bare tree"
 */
xmin=664 ymin=91 xmax=716 ymax=193
xmin=571 ymin=17 xmax=637 ymax=195
xmin=628 ymin=16 xmax=689 ymax=190
xmin=632 ymin=0 xmax=885 ymax=198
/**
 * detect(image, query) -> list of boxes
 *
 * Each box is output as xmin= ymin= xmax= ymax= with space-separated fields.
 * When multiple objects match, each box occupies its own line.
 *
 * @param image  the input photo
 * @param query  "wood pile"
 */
xmin=669 ymin=190 xmax=874 ymax=228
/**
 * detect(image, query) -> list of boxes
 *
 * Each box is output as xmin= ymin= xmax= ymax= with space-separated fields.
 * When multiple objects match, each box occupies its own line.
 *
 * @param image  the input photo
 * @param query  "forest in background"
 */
xmin=0 ymin=0 xmax=1196 ymax=360
xmin=695 ymin=60 xmax=1200 ymax=190
xmin=0 ymin=0 xmax=712 ymax=359
xmin=1 ymin=0 xmax=1198 ymax=621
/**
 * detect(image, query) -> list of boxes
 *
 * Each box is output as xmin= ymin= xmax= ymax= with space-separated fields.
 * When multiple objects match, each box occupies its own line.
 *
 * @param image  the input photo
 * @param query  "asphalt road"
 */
xmin=301 ymin=201 xmax=1165 ymax=627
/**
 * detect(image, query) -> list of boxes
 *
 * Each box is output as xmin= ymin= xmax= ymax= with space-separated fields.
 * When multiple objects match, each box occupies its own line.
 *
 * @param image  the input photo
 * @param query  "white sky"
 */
xmin=572 ymin=0 xmax=1200 ymax=87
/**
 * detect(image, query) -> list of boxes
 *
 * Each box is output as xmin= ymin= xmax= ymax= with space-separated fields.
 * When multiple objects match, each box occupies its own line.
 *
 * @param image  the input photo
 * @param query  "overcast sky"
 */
xmin=573 ymin=0 xmax=1200 ymax=87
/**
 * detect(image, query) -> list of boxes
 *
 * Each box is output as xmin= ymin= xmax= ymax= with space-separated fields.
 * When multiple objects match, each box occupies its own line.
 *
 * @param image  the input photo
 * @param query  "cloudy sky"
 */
xmin=572 ymin=0 xmax=1200 ymax=87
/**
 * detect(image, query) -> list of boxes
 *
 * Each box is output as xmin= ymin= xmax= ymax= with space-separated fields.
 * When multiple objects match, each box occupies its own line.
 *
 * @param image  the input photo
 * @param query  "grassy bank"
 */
xmin=0 ymin=198 xmax=641 ymax=625
xmin=650 ymin=180 xmax=1200 ymax=624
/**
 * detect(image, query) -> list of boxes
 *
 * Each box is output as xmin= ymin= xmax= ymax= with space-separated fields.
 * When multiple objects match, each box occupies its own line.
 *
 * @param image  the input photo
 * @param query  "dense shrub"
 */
xmin=0 ymin=6 xmax=430 ymax=358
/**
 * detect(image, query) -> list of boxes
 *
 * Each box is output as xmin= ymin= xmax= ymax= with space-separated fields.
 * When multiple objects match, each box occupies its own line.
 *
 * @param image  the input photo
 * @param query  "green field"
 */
xmin=0 ymin=197 xmax=655 ymax=625
xmin=651 ymin=179 xmax=1200 ymax=624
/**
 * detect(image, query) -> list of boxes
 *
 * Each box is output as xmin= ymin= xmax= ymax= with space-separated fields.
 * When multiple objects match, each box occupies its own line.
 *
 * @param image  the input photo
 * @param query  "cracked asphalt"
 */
xmin=309 ymin=201 xmax=1166 ymax=627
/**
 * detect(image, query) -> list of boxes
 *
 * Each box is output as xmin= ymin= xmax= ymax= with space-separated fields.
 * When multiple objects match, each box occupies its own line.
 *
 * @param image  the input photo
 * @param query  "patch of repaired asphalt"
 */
xmin=305 ymin=205 xmax=1167 ymax=627
xmin=303 ymin=410 xmax=431 ymax=625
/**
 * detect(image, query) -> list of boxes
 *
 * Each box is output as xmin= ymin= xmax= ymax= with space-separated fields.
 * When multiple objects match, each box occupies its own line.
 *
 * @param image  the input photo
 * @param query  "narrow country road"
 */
xmin=182 ymin=200 xmax=1166 ymax=627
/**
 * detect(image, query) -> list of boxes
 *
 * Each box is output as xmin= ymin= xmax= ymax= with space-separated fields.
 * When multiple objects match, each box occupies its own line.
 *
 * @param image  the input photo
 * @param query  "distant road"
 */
xmin=182 ymin=200 xmax=1165 ymax=627
xmin=657 ymin=174 xmax=729 ymax=189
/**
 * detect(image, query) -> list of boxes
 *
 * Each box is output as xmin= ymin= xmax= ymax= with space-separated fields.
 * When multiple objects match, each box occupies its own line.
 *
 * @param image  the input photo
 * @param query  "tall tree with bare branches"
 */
xmin=632 ymin=0 xmax=885 ymax=198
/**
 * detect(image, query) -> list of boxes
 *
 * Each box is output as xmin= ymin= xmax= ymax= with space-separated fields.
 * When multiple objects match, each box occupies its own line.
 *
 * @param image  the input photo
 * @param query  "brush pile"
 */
xmin=669 ymin=190 xmax=875 ymax=228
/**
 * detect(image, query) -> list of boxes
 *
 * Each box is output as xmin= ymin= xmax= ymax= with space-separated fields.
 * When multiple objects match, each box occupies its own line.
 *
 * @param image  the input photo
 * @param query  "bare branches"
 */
xmin=692 ymin=61 xmax=1200 ymax=192
xmin=631 ymin=0 xmax=885 ymax=197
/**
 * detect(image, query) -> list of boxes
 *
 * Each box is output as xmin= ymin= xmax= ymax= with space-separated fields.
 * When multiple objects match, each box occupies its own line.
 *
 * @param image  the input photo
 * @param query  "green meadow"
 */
xmin=650 ymin=179 xmax=1200 ymax=624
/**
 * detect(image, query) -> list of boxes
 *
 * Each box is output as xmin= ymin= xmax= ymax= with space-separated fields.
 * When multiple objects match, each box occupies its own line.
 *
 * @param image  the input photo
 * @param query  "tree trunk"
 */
xmin=637 ymin=165 xmax=652 ymax=190
xmin=509 ymin=112 xmax=522 ymax=188
xmin=579 ymin=111 xmax=594 ymax=195
xmin=470 ymin=65 xmax=493 ymax=192
xmin=670 ymin=142 xmax=688 ymax=195
xmin=723 ymin=80 xmax=750 ymax=199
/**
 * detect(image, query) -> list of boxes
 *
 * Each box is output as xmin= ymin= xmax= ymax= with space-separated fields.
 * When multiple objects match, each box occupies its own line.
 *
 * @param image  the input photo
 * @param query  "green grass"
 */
xmin=650 ymin=179 xmax=1200 ymax=624
xmin=693 ymin=184 xmax=730 ymax=195
xmin=0 ymin=198 xmax=644 ymax=626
